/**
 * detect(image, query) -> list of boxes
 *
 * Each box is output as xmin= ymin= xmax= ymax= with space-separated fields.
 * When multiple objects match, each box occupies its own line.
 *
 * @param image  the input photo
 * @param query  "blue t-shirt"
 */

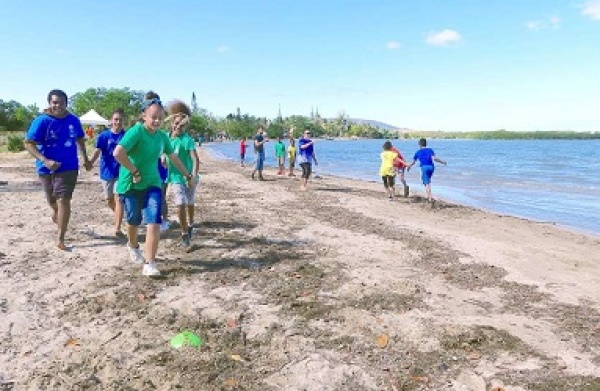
xmin=413 ymin=148 xmax=435 ymax=166
xmin=25 ymin=113 xmax=85 ymax=174
xmin=298 ymin=137 xmax=314 ymax=164
xmin=254 ymin=134 xmax=265 ymax=153
xmin=95 ymin=129 xmax=125 ymax=180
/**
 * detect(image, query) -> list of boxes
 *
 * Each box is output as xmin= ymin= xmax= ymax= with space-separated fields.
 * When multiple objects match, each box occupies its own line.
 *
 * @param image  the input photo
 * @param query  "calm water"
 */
xmin=204 ymin=139 xmax=600 ymax=236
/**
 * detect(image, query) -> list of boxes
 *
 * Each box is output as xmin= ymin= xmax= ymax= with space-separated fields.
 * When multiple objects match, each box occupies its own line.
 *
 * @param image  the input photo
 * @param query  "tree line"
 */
xmin=2 ymin=87 xmax=598 ymax=140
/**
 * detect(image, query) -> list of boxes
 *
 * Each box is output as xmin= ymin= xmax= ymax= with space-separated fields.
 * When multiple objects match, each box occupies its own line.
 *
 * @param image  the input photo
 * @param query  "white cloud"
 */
xmin=425 ymin=29 xmax=461 ymax=46
xmin=525 ymin=20 xmax=543 ymax=30
xmin=217 ymin=45 xmax=230 ymax=53
xmin=524 ymin=16 xmax=561 ymax=31
xmin=385 ymin=41 xmax=400 ymax=50
xmin=581 ymin=0 xmax=600 ymax=20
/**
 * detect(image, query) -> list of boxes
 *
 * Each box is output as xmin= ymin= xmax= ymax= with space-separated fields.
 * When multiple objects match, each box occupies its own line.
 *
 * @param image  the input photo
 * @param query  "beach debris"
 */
xmin=230 ymin=354 xmax=244 ymax=362
xmin=64 ymin=338 xmax=80 ymax=347
xmin=226 ymin=318 xmax=238 ymax=328
xmin=410 ymin=375 xmax=429 ymax=383
xmin=224 ymin=378 xmax=239 ymax=387
xmin=170 ymin=331 xmax=203 ymax=349
xmin=376 ymin=333 xmax=389 ymax=348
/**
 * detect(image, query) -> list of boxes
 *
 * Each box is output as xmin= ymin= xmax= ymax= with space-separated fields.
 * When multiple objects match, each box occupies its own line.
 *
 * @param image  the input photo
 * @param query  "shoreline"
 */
xmin=1 ymin=149 xmax=599 ymax=390
xmin=202 ymin=145 xmax=600 ymax=240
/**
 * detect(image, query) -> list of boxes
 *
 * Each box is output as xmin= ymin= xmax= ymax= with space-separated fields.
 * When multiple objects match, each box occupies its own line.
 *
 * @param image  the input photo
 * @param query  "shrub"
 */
xmin=7 ymin=134 xmax=25 ymax=152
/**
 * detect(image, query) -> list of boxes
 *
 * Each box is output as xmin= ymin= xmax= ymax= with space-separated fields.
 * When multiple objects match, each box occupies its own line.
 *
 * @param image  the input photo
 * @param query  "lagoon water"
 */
xmin=204 ymin=139 xmax=600 ymax=236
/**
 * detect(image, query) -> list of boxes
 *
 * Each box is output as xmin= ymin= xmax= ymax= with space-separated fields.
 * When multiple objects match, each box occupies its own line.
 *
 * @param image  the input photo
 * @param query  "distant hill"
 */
xmin=346 ymin=118 xmax=398 ymax=131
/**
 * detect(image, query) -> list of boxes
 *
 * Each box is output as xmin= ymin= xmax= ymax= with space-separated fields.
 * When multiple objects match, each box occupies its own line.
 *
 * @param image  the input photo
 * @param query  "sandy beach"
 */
xmin=1 ymin=147 xmax=599 ymax=390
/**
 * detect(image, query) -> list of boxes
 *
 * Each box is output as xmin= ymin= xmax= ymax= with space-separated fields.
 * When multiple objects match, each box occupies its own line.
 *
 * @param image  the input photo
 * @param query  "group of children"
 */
xmin=240 ymin=132 xmax=303 ymax=178
xmin=380 ymin=138 xmax=447 ymax=202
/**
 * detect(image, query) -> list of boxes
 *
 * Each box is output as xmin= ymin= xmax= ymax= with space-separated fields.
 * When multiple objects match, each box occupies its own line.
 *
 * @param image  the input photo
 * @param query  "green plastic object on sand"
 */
xmin=170 ymin=331 xmax=203 ymax=348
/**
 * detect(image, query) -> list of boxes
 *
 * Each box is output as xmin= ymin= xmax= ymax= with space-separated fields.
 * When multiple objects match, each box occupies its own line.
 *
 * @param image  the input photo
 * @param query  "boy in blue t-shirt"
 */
xmin=24 ymin=89 xmax=92 ymax=250
xmin=406 ymin=138 xmax=447 ymax=203
xmin=89 ymin=108 xmax=126 ymax=237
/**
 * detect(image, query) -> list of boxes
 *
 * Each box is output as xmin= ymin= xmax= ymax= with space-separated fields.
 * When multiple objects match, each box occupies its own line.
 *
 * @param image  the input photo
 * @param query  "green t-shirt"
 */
xmin=167 ymin=133 xmax=196 ymax=185
xmin=275 ymin=141 xmax=286 ymax=158
xmin=116 ymin=123 xmax=174 ymax=194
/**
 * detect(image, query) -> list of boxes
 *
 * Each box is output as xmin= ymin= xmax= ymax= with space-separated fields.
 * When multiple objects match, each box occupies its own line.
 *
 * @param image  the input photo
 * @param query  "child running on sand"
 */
xmin=89 ymin=108 xmax=126 ymax=237
xmin=406 ymin=138 xmax=447 ymax=203
xmin=165 ymin=101 xmax=200 ymax=248
xmin=113 ymin=91 xmax=196 ymax=276
xmin=380 ymin=141 xmax=398 ymax=200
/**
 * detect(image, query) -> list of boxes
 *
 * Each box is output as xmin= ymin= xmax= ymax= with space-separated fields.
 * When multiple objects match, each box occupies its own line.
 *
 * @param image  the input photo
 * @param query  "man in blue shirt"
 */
xmin=251 ymin=125 xmax=268 ymax=181
xmin=298 ymin=128 xmax=318 ymax=190
xmin=24 ymin=89 xmax=92 ymax=250
xmin=90 ymin=108 xmax=126 ymax=237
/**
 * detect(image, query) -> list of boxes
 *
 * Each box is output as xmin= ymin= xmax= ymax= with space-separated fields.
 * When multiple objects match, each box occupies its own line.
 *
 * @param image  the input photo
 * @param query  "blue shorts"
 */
xmin=120 ymin=187 xmax=162 ymax=226
xmin=420 ymin=165 xmax=434 ymax=185
xmin=255 ymin=151 xmax=265 ymax=170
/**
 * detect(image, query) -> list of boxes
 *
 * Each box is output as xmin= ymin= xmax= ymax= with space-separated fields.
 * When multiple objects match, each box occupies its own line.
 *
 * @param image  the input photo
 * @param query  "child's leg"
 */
xmin=114 ymin=194 xmax=124 ymax=232
xmin=187 ymin=204 xmax=195 ymax=227
xmin=178 ymin=204 xmax=188 ymax=234
xmin=425 ymin=184 xmax=432 ymax=201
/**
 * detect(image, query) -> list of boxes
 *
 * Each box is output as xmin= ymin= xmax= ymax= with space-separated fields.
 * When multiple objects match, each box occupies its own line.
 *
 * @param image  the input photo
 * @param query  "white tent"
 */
xmin=79 ymin=109 xmax=109 ymax=126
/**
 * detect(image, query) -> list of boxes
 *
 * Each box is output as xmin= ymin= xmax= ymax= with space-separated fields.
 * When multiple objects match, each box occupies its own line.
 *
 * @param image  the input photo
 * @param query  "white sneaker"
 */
xmin=160 ymin=220 xmax=171 ymax=232
xmin=127 ymin=244 xmax=145 ymax=265
xmin=142 ymin=261 xmax=161 ymax=276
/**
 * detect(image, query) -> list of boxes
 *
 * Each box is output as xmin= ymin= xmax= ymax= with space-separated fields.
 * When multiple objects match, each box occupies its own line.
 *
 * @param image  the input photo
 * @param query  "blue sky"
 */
xmin=1 ymin=0 xmax=600 ymax=131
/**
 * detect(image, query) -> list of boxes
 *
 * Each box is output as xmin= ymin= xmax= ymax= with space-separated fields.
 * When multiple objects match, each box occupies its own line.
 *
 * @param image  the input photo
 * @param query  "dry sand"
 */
xmin=0 ymin=147 xmax=599 ymax=391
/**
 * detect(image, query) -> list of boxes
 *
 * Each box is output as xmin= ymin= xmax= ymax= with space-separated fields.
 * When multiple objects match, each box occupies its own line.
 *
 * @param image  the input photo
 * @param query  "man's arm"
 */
xmin=76 ymin=138 xmax=93 ymax=171
xmin=23 ymin=140 xmax=60 ymax=171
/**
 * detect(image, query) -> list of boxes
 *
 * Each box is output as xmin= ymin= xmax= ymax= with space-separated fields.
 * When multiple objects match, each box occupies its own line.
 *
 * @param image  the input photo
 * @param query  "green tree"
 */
xmin=69 ymin=87 xmax=145 ymax=123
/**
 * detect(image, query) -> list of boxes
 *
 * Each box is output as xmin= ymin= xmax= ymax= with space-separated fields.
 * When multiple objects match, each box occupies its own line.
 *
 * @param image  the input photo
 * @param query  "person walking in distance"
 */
xmin=298 ymin=128 xmax=318 ymax=191
xmin=89 ymin=108 xmax=126 ymax=237
xmin=287 ymin=138 xmax=297 ymax=177
xmin=251 ymin=125 xmax=268 ymax=181
xmin=24 ymin=89 xmax=92 ymax=250
xmin=274 ymin=136 xmax=286 ymax=175
xmin=239 ymin=137 xmax=247 ymax=167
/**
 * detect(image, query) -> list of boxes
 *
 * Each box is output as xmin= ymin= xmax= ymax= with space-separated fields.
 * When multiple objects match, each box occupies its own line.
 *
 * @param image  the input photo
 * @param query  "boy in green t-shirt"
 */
xmin=274 ymin=136 xmax=286 ymax=175
xmin=165 ymin=101 xmax=200 ymax=247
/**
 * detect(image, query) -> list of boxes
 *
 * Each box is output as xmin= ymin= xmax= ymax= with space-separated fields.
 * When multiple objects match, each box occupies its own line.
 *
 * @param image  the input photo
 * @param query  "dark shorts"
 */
xmin=300 ymin=162 xmax=312 ymax=179
xmin=39 ymin=170 xmax=78 ymax=202
xmin=120 ymin=187 xmax=163 ymax=226
xmin=382 ymin=175 xmax=395 ymax=189
xmin=240 ymin=152 xmax=246 ymax=160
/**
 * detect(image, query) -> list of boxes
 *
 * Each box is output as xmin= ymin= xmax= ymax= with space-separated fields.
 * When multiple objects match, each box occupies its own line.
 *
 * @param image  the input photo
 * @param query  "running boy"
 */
xmin=89 ymin=108 xmax=126 ymax=237
xmin=406 ymin=138 xmax=447 ymax=203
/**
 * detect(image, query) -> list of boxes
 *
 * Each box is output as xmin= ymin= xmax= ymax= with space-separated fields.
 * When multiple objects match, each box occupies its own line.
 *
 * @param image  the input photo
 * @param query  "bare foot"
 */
xmin=57 ymin=242 xmax=67 ymax=251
